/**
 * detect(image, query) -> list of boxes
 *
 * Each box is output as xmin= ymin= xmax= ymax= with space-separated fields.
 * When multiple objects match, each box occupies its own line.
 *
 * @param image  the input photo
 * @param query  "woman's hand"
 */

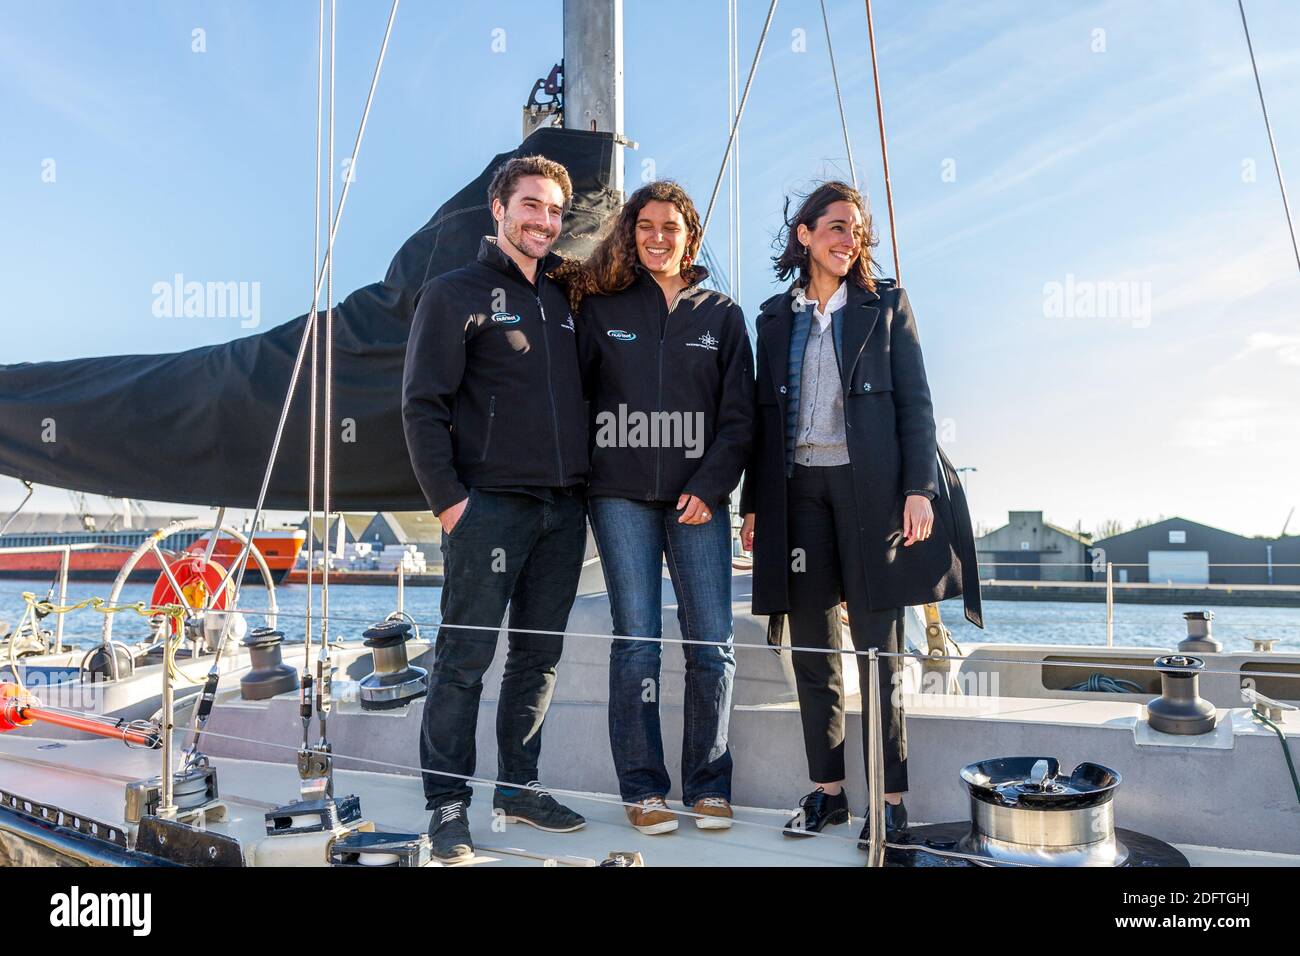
xmin=676 ymin=494 xmax=714 ymax=525
xmin=901 ymin=494 xmax=933 ymax=546
xmin=741 ymin=512 xmax=755 ymax=551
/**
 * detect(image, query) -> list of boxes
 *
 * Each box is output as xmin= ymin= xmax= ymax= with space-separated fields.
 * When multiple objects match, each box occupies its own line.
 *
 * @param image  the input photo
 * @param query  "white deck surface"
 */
xmin=0 ymin=733 xmax=868 ymax=867
xmin=2 ymin=732 xmax=1296 ymax=867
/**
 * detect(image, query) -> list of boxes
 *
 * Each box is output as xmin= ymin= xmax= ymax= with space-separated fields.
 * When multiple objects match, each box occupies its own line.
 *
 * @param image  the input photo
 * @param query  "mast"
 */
xmin=563 ymin=0 xmax=624 ymax=196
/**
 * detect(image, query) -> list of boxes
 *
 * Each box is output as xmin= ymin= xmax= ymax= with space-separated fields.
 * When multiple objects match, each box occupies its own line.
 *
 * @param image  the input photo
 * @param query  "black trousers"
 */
xmin=785 ymin=464 xmax=908 ymax=793
xmin=419 ymin=488 xmax=588 ymax=808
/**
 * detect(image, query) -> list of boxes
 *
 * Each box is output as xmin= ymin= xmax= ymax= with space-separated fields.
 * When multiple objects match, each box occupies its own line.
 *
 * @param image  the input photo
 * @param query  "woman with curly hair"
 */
xmin=561 ymin=180 xmax=755 ymax=834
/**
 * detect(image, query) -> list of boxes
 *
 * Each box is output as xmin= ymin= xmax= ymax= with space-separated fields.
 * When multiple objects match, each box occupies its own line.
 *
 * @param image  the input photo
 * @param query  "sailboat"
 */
xmin=0 ymin=0 xmax=1296 ymax=868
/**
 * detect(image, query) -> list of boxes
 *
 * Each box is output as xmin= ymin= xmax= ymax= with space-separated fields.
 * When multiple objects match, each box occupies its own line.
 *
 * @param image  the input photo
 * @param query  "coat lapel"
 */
xmin=758 ymin=292 xmax=795 ymax=413
xmin=838 ymin=282 xmax=881 ymax=396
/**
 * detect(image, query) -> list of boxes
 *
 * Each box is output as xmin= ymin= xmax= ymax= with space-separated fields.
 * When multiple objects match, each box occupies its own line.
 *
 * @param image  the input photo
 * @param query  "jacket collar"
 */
xmin=758 ymin=280 xmax=883 ymax=398
xmin=477 ymin=235 xmax=563 ymax=286
xmin=632 ymin=261 xmax=711 ymax=294
xmin=758 ymin=278 xmax=882 ymax=319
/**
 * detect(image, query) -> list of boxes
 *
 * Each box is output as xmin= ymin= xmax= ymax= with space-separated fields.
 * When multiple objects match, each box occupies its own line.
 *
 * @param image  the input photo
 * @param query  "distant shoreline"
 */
xmin=981 ymin=580 xmax=1300 ymax=607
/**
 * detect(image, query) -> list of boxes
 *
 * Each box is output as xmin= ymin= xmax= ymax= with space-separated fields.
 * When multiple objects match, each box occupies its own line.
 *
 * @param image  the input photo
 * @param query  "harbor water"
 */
xmin=2 ymin=579 xmax=1296 ymax=655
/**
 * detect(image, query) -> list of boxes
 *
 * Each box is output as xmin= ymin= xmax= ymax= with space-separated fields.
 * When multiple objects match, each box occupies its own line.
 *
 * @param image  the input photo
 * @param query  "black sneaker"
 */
xmin=493 ymin=781 xmax=586 ymax=832
xmin=857 ymin=799 xmax=908 ymax=849
xmin=783 ymin=787 xmax=850 ymax=837
xmin=428 ymin=800 xmax=473 ymax=862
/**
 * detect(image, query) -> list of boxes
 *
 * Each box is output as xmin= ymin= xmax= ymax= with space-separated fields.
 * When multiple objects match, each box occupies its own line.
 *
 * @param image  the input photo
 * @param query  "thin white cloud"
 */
xmin=1236 ymin=331 xmax=1300 ymax=367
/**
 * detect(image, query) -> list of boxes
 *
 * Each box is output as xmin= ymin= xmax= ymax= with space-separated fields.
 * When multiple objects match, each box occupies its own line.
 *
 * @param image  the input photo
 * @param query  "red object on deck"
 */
xmin=149 ymin=554 xmax=231 ymax=635
xmin=0 ymin=682 xmax=156 ymax=746
xmin=0 ymin=682 xmax=35 ymax=732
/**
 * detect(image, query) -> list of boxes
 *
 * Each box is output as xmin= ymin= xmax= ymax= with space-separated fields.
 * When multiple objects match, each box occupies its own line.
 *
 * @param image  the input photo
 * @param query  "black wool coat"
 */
xmin=739 ymin=280 xmax=983 ymax=627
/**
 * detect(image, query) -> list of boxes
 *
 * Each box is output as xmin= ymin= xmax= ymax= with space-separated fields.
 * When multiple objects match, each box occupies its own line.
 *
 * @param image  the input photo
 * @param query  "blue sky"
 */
xmin=2 ymin=0 xmax=1299 ymax=538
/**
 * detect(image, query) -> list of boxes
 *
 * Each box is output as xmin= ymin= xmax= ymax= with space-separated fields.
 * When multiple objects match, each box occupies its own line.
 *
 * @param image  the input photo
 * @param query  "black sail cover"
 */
xmin=0 ymin=129 xmax=621 ymax=511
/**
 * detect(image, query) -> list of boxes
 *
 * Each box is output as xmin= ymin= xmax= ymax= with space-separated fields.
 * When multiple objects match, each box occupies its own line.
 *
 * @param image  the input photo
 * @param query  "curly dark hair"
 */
xmin=772 ymin=181 xmax=878 ymax=292
xmin=551 ymin=180 xmax=704 ymax=308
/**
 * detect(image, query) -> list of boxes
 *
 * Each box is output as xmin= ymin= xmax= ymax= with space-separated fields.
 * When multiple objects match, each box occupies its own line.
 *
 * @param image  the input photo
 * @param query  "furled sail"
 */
xmin=0 ymin=128 xmax=621 ymax=511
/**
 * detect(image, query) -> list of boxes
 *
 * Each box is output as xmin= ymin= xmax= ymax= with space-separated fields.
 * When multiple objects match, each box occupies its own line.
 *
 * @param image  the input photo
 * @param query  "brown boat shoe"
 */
xmin=692 ymin=796 xmax=734 ymax=830
xmin=625 ymin=796 xmax=679 ymax=835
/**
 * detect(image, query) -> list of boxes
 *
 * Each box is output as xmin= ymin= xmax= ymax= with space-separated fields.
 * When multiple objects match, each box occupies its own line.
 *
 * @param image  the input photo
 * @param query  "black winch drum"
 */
xmin=1146 ymin=655 xmax=1217 ymax=735
xmin=240 ymin=626 xmax=299 ymax=700
xmin=357 ymin=619 xmax=427 ymax=711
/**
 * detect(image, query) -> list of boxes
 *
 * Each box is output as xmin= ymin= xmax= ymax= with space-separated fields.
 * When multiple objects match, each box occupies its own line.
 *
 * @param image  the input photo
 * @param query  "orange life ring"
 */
xmin=149 ymin=555 xmax=232 ymax=635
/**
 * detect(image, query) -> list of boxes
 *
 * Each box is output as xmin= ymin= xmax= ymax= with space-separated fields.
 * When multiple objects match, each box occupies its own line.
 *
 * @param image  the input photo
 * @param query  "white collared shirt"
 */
xmin=803 ymin=281 xmax=847 ymax=332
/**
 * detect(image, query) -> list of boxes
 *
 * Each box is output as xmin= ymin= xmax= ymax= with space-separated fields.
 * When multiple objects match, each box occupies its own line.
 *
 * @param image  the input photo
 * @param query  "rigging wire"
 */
xmin=0 ymin=481 xmax=34 ymax=538
xmin=56 ymin=593 xmax=1300 ymax=682
xmin=1237 ymin=0 xmax=1300 ymax=277
xmin=701 ymin=0 xmax=778 ymax=242
xmin=180 ymin=0 xmax=401 ymax=766
xmin=820 ymin=0 xmax=858 ymax=191
xmin=318 ymin=0 xmax=337 ymax=753
xmin=726 ymin=0 xmax=735 ymax=299
xmin=161 ymin=723 xmax=946 ymax=856
xmin=304 ymin=0 xmax=325 ymax=708
xmin=864 ymin=0 xmax=901 ymax=283
xmin=730 ymin=0 xmax=742 ymax=302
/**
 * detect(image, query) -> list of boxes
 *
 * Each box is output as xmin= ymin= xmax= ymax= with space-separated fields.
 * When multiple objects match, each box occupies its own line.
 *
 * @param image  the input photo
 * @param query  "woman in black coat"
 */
xmin=739 ymin=181 xmax=982 ymax=848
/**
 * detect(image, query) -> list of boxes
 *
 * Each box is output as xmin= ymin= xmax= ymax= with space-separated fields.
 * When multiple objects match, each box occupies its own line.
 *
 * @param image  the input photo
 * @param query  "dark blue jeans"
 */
xmin=420 ymin=488 xmax=587 ymax=808
xmin=587 ymin=496 xmax=736 ymax=805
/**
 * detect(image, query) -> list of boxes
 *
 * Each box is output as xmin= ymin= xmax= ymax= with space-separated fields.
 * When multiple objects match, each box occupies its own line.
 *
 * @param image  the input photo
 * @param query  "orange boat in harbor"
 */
xmin=0 ymin=514 xmax=305 ymax=584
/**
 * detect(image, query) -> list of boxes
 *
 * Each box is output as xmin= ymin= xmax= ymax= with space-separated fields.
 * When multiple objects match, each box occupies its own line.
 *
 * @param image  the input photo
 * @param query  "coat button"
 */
xmin=863 ymin=383 xmax=872 ymax=391
xmin=778 ymin=385 xmax=787 ymax=394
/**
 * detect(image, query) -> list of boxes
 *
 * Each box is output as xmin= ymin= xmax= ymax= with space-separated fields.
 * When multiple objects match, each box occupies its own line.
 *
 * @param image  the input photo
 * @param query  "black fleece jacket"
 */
xmin=402 ymin=237 xmax=588 ymax=514
xmin=575 ymin=266 xmax=755 ymax=508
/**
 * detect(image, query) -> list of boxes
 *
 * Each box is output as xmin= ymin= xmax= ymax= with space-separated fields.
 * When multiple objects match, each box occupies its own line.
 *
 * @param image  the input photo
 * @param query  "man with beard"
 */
xmin=403 ymin=156 xmax=590 ymax=862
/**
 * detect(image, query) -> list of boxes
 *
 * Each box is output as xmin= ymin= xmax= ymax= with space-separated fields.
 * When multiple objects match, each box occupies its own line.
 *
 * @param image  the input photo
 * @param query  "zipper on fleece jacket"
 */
xmin=652 ymin=281 xmax=690 ymax=501
xmin=480 ymin=395 xmax=496 ymax=462
xmin=535 ymin=293 xmax=566 ymax=485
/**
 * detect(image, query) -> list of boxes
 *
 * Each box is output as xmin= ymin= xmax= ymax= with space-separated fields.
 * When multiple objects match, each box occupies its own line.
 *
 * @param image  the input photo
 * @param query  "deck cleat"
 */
xmin=357 ymin=619 xmax=427 ymax=711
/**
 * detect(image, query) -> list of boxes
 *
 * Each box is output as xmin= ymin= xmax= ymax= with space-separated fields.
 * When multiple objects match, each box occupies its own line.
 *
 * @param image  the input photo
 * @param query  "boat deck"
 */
xmin=1 ymin=733 xmax=1296 ymax=867
xmin=0 ymin=733 xmax=867 ymax=867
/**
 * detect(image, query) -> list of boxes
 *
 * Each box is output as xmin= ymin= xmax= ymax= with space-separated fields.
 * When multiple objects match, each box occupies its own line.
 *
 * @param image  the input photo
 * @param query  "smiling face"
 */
xmin=797 ymin=199 xmax=863 ymax=281
xmin=494 ymin=174 xmax=566 ymax=261
xmin=635 ymin=199 xmax=689 ymax=277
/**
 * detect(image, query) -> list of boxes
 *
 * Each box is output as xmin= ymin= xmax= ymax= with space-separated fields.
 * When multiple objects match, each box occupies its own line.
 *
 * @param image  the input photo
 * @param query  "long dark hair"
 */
xmin=772 ymin=180 xmax=878 ymax=292
xmin=550 ymin=180 xmax=703 ymax=308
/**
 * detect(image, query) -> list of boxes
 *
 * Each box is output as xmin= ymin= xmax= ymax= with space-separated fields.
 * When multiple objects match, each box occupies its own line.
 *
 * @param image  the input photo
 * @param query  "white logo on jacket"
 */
xmin=685 ymin=331 xmax=719 ymax=350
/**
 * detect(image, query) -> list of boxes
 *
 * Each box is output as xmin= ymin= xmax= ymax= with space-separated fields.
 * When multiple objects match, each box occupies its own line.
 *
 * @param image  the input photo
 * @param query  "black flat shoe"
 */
xmin=428 ymin=800 xmax=474 ymax=862
xmin=493 ymin=781 xmax=586 ymax=833
xmin=857 ymin=799 xmax=908 ymax=849
xmin=783 ymin=787 xmax=851 ymax=837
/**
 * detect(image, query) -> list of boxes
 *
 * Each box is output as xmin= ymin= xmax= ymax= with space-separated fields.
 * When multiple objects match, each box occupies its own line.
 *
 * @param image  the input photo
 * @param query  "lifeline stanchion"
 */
xmin=158 ymin=628 xmax=176 ymax=816
xmin=866 ymin=647 xmax=885 ymax=867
